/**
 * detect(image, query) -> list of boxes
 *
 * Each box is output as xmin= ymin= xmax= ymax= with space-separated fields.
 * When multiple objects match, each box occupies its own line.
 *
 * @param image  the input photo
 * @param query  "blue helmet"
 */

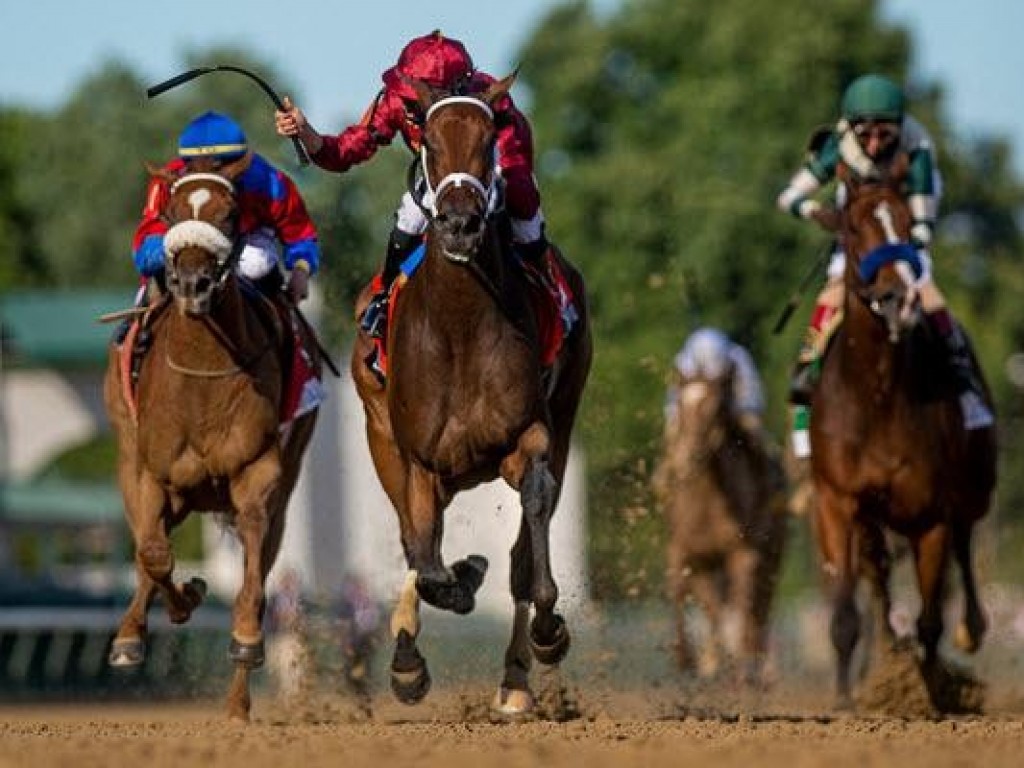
xmin=177 ymin=111 xmax=248 ymax=160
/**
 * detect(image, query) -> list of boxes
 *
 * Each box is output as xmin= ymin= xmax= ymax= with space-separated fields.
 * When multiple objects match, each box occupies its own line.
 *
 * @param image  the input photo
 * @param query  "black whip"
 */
xmin=147 ymin=65 xmax=310 ymax=167
xmin=771 ymin=240 xmax=834 ymax=335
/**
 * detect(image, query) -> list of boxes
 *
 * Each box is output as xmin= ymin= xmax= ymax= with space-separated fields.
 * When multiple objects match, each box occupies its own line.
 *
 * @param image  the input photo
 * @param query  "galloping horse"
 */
xmin=350 ymin=74 xmax=592 ymax=716
xmin=809 ymin=157 xmax=996 ymax=708
xmin=103 ymin=154 xmax=321 ymax=720
xmin=653 ymin=366 xmax=788 ymax=684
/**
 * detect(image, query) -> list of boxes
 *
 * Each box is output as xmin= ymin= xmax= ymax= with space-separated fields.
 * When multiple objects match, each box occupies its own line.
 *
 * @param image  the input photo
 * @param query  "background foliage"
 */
xmin=3 ymin=0 xmax=1023 ymax=598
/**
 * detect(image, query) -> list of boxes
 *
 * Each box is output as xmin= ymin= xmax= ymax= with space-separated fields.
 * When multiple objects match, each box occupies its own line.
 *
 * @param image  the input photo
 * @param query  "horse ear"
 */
xmin=218 ymin=151 xmax=253 ymax=182
xmin=481 ymin=68 xmax=518 ymax=108
xmin=145 ymin=161 xmax=175 ymax=184
xmin=400 ymin=73 xmax=441 ymax=111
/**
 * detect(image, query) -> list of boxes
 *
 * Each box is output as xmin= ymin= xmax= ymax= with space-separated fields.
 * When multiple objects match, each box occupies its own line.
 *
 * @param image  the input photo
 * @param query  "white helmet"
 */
xmin=676 ymin=327 xmax=731 ymax=380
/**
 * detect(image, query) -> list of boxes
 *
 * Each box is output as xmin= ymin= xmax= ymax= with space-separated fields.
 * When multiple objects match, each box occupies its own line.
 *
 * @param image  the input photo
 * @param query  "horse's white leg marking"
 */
xmin=391 ymin=570 xmax=421 ymax=640
xmin=492 ymin=600 xmax=535 ymax=715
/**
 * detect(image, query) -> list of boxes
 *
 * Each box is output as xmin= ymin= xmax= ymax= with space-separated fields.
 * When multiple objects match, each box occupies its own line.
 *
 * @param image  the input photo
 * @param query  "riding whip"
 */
xmin=771 ymin=240 xmax=834 ymax=335
xmin=146 ymin=65 xmax=310 ymax=167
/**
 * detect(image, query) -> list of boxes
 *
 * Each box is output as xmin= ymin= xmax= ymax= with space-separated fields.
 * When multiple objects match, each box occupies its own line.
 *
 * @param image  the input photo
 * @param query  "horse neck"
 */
xmin=838 ymin=274 xmax=902 ymax=397
xmin=166 ymin=278 xmax=265 ymax=360
xmin=420 ymin=225 xmax=511 ymax=321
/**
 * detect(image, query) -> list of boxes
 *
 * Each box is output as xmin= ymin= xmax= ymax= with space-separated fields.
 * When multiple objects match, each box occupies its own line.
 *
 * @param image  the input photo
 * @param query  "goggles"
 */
xmin=852 ymin=121 xmax=901 ymax=144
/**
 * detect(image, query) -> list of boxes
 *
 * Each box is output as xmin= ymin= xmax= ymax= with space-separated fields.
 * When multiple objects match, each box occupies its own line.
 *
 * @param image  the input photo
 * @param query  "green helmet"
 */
xmin=840 ymin=74 xmax=905 ymax=122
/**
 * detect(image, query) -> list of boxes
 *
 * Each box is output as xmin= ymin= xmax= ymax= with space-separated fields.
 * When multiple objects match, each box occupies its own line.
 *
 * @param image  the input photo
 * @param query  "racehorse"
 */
xmin=350 ymin=73 xmax=592 ymax=717
xmin=809 ymin=156 xmax=996 ymax=708
xmin=653 ymin=366 xmax=788 ymax=684
xmin=102 ymin=155 xmax=321 ymax=720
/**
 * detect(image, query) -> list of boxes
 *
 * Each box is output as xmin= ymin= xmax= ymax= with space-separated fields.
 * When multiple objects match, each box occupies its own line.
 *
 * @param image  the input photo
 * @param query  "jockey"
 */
xmin=274 ymin=29 xmax=549 ymax=339
xmin=132 ymin=111 xmax=321 ymax=305
xmin=665 ymin=327 xmax=767 ymax=440
xmin=776 ymin=73 xmax=993 ymax=452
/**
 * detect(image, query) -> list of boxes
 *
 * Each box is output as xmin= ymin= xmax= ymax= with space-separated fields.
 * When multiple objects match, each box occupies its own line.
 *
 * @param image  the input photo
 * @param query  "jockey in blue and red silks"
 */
xmin=133 ymin=110 xmax=321 ymax=306
xmin=129 ymin=111 xmax=325 ymax=422
xmin=274 ymin=29 xmax=549 ymax=339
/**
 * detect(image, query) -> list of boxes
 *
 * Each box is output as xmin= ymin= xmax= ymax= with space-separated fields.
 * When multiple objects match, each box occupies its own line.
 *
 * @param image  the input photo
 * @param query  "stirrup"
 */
xmin=788 ymin=359 xmax=817 ymax=406
xmin=959 ymin=391 xmax=994 ymax=430
xmin=360 ymin=293 xmax=388 ymax=339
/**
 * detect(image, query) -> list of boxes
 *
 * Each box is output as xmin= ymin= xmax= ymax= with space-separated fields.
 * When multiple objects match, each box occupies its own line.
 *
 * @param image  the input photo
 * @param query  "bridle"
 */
xmin=164 ymin=172 xmax=241 ymax=293
xmin=417 ymin=95 xmax=502 ymax=261
xmin=848 ymin=197 xmax=923 ymax=341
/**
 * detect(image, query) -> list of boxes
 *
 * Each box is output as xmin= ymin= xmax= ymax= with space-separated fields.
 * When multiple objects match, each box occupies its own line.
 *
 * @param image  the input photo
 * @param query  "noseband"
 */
xmin=164 ymin=173 xmax=239 ymax=291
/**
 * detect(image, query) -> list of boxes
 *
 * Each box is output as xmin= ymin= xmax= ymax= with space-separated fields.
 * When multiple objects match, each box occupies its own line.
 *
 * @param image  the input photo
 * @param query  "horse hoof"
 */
xmin=228 ymin=636 xmax=265 ymax=669
xmin=108 ymin=637 xmax=146 ymax=667
xmin=530 ymin=613 xmax=571 ymax=665
xmin=416 ymin=558 xmax=488 ymax=615
xmin=391 ymin=664 xmax=431 ymax=705
xmin=490 ymin=686 xmax=535 ymax=719
xmin=391 ymin=628 xmax=431 ymax=704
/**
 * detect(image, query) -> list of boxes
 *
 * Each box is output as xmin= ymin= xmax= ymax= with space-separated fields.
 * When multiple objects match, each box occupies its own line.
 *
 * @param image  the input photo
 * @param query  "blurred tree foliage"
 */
xmin=516 ymin=0 xmax=1024 ymax=597
xmin=3 ymin=1 xmax=1024 ymax=597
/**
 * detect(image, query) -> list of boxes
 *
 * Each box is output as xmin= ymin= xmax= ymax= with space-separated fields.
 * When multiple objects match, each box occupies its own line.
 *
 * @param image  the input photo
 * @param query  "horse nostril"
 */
xmin=196 ymin=276 xmax=212 ymax=294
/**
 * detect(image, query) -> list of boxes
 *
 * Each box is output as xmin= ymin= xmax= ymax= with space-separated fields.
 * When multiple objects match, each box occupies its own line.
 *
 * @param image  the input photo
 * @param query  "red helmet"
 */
xmin=382 ymin=30 xmax=475 ymax=101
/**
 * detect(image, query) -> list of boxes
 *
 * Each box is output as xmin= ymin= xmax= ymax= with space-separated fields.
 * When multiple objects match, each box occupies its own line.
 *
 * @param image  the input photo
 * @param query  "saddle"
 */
xmin=116 ymin=281 xmax=324 ymax=427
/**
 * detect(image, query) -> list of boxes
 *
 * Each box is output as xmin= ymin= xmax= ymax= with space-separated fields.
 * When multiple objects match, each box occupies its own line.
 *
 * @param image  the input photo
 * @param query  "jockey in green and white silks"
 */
xmin=776 ymin=74 xmax=992 ymax=458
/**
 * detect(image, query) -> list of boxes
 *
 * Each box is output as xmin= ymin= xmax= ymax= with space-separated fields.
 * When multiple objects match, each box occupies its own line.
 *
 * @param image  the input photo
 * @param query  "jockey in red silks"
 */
xmin=133 ymin=111 xmax=321 ymax=306
xmin=275 ymin=30 xmax=549 ymax=338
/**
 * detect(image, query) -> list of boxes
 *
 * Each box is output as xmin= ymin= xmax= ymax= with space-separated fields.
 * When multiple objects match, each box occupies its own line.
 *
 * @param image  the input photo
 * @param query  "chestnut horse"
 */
xmin=350 ymin=75 xmax=592 ymax=716
xmin=102 ymin=155 xmax=321 ymax=720
xmin=653 ymin=366 xmax=788 ymax=684
xmin=809 ymin=157 xmax=996 ymax=708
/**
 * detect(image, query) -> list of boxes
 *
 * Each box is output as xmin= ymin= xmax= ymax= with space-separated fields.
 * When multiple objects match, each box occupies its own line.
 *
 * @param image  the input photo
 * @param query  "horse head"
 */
xmin=839 ymin=155 xmax=922 ymax=342
xmin=665 ymin=367 xmax=734 ymax=477
xmin=155 ymin=154 xmax=250 ymax=316
xmin=405 ymin=72 xmax=514 ymax=262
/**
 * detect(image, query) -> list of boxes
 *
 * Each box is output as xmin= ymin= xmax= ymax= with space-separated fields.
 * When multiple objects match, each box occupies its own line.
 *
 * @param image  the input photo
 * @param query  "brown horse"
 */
xmin=809 ymin=157 xmax=996 ymax=708
xmin=350 ymin=74 xmax=592 ymax=717
xmin=102 ymin=155 xmax=321 ymax=720
xmin=653 ymin=366 xmax=788 ymax=684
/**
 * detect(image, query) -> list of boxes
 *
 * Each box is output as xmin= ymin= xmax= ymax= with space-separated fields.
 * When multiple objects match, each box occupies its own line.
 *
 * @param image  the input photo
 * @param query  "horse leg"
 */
xmin=952 ymin=521 xmax=987 ymax=654
xmin=492 ymin=520 xmax=535 ymax=716
xmin=403 ymin=463 xmax=486 ymax=614
xmin=911 ymin=523 xmax=951 ymax=668
xmin=666 ymin=543 xmax=697 ymax=674
xmin=501 ymin=422 xmax=567 ymax=665
xmin=688 ymin=569 xmax=724 ymax=679
xmin=224 ymin=451 xmax=282 ymax=721
xmin=815 ymin=486 xmax=860 ymax=708
xmin=131 ymin=473 xmax=206 ymax=624
xmin=389 ymin=570 xmax=431 ymax=704
xmin=729 ymin=546 xmax=773 ymax=686
xmin=859 ymin=522 xmax=896 ymax=676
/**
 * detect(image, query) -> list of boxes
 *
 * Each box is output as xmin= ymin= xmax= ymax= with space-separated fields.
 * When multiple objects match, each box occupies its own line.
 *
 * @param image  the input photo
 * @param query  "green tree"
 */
xmin=517 ymin=0 xmax=1024 ymax=597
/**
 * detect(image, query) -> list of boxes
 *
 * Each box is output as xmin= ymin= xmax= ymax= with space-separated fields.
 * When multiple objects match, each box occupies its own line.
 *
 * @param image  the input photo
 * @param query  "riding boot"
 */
xmin=928 ymin=309 xmax=994 ymax=430
xmin=789 ymin=302 xmax=840 ymax=406
xmin=361 ymin=228 xmax=422 ymax=339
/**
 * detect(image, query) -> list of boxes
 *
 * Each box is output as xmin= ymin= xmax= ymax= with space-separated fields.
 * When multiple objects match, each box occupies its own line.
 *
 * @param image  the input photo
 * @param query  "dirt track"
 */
xmin=2 ymin=683 xmax=1023 ymax=768
xmin=1 ymin=700 xmax=1022 ymax=768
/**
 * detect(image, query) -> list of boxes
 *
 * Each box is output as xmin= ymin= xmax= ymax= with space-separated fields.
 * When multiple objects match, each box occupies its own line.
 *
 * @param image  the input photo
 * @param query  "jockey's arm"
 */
xmin=309 ymin=89 xmax=405 ymax=173
xmin=132 ymin=171 xmax=173 ymax=277
xmin=776 ymin=131 xmax=839 ymax=224
xmin=495 ymin=104 xmax=540 ymax=219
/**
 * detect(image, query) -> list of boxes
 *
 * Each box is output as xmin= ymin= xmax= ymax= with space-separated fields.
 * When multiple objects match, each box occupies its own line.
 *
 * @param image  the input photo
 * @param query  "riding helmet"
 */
xmin=840 ymin=74 xmax=905 ymax=123
xmin=177 ymin=111 xmax=249 ymax=160
xmin=383 ymin=30 xmax=475 ymax=100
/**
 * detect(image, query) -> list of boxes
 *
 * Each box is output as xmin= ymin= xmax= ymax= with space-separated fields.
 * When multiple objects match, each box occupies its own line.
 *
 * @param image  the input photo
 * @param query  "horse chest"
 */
xmin=138 ymin=381 xmax=276 ymax=485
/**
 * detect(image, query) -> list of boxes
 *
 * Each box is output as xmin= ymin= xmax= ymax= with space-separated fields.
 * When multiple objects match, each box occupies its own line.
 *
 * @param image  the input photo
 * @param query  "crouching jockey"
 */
xmin=776 ymin=73 xmax=993 ymax=456
xmin=125 ymin=110 xmax=326 ymax=424
xmin=274 ymin=30 xmax=554 ymax=344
